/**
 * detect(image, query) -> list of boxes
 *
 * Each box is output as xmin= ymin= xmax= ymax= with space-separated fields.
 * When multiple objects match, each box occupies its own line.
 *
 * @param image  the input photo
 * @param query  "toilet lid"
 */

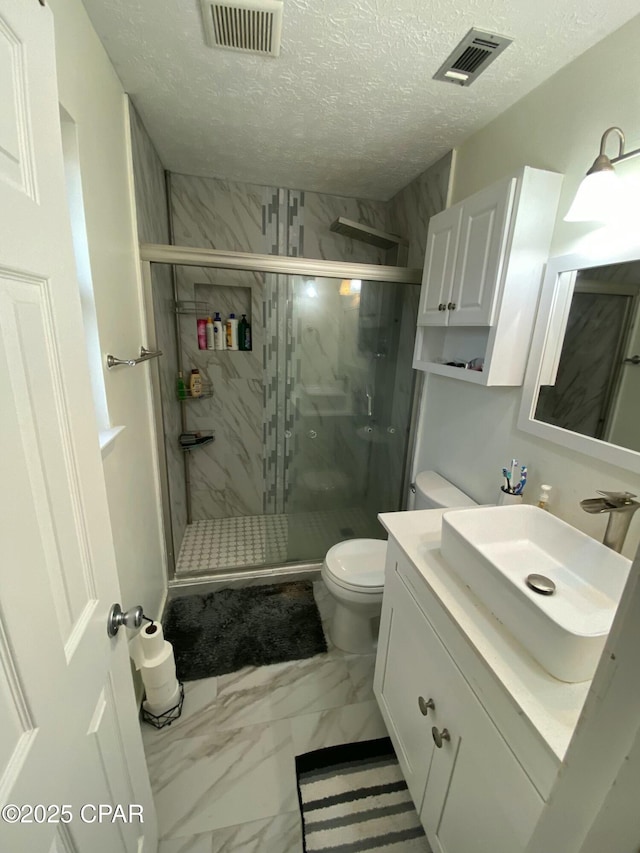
xmin=325 ymin=539 xmax=387 ymax=590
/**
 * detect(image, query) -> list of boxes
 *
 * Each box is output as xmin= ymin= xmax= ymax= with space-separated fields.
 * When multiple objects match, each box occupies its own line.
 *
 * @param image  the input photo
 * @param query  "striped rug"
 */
xmin=295 ymin=737 xmax=431 ymax=852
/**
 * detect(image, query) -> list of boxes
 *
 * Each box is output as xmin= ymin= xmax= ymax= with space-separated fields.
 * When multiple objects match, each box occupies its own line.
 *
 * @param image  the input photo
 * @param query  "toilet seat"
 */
xmin=323 ymin=539 xmax=386 ymax=593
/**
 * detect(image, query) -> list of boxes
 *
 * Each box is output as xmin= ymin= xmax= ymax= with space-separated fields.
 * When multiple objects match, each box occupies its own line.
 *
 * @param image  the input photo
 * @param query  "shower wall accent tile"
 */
xmin=128 ymin=104 xmax=187 ymax=559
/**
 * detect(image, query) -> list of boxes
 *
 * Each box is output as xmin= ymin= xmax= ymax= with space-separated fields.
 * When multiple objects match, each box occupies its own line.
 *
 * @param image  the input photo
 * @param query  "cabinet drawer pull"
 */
xmin=432 ymin=726 xmax=451 ymax=748
xmin=447 ymin=302 xmax=456 ymax=310
xmin=418 ymin=696 xmax=435 ymax=716
xmin=438 ymin=303 xmax=446 ymax=311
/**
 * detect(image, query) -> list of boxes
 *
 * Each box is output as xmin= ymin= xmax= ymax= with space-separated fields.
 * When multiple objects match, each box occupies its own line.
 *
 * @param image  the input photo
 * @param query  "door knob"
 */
xmin=432 ymin=726 xmax=451 ymax=748
xmin=447 ymin=302 xmax=456 ymax=310
xmin=107 ymin=603 xmax=144 ymax=637
xmin=418 ymin=696 xmax=435 ymax=716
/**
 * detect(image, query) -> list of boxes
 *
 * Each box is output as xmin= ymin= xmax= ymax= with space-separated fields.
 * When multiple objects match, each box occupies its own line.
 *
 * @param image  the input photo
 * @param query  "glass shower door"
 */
xmin=281 ymin=274 xmax=416 ymax=562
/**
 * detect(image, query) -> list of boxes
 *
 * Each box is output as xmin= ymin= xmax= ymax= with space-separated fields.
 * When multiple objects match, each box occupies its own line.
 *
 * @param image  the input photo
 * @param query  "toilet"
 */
xmin=321 ymin=471 xmax=477 ymax=654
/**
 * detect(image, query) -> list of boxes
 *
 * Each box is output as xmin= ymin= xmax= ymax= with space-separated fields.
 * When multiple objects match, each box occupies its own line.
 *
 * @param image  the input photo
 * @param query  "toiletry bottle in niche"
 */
xmin=239 ymin=314 xmax=252 ymax=351
xmin=176 ymin=371 xmax=187 ymax=400
xmin=213 ymin=312 xmax=225 ymax=350
xmin=226 ymin=313 xmax=239 ymax=350
xmin=197 ymin=318 xmax=207 ymax=350
xmin=189 ymin=368 xmax=203 ymax=398
xmin=206 ymin=316 xmax=215 ymax=350
xmin=537 ymin=484 xmax=552 ymax=510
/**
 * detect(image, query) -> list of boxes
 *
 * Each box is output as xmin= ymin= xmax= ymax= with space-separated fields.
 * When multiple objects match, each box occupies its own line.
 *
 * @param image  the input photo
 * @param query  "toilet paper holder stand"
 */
xmin=107 ymin=603 xmax=153 ymax=637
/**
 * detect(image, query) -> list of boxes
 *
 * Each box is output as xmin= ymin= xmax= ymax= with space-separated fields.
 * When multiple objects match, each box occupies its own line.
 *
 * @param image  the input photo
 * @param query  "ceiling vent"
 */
xmin=433 ymin=28 xmax=512 ymax=87
xmin=200 ymin=0 xmax=283 ymax=57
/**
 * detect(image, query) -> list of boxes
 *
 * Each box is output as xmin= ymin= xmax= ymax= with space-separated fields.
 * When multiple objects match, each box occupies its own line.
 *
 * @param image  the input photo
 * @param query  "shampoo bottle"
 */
xmin=213 ymin=312 xmax=225 ymax=350
xmin=197 ymin=318 xmax=207 ymax=350
xmin=189 ymin=368 xmax=203 ymax=398
xmin=239 ymin=314 xmax=252 ymax=351
xmin=226 ymin=313 xmax=239 ymax=350
xmin=205 ymin=316 xmax=215 ymax=350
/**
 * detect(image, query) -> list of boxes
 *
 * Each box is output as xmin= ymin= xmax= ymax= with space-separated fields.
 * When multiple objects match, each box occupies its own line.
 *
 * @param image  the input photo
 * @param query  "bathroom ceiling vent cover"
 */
xmin=200 ymin=0 xmax=283 ymax=57
xmin=433 ymin=28 xmax=512 ymax=86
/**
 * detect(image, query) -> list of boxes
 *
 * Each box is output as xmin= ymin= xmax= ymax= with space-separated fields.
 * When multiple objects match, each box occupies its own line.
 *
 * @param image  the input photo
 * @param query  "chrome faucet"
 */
xmin=580 ymin=491 xmax=640 ymax=553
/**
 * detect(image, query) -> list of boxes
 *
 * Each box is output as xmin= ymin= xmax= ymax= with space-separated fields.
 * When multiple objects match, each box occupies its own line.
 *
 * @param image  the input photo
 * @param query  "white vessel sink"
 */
xmin=440 ymin=505 xmax=631 ymax=682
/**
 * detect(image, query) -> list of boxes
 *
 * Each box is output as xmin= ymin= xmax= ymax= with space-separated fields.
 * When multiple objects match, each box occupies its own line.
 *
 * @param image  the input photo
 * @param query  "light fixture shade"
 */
xmin=564 ymin=169 xmax=625 ymax=223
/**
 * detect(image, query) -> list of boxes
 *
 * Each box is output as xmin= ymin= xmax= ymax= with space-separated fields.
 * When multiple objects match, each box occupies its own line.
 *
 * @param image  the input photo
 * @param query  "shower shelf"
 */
xmin=175 ymin=300 xmax=212 ymax=315
xmin=178 ymin=381 xmax=213 ymax=401
xmin=179 ymin=431 xmax=214 ymax=452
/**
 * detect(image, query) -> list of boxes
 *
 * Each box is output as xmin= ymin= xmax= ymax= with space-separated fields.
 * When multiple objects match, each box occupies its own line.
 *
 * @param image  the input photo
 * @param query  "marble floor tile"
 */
xmin=213 ymin=656 xmax=359 ymax=730
xmin=345 ymin=654 xmax=378 ymax=703
xmin=149 ymin=720 xmax=298 ymax=838
xmin=291 ymin=699 xmax=388 ymax=755
xmin=142 ymin=677 xmax=218 ymax=747
xmin=158 ymin=812 xmax=302 ymax=853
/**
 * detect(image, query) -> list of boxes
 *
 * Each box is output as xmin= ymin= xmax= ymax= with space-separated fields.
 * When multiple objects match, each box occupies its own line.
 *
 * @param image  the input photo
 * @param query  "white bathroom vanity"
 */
xmin=373 ymin=508 xmax=601 ymax=853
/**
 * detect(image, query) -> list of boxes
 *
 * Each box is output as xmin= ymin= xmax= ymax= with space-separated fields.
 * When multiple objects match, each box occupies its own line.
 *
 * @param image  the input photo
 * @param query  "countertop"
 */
xmin=379 ymin=508 xmax=591 ymax=762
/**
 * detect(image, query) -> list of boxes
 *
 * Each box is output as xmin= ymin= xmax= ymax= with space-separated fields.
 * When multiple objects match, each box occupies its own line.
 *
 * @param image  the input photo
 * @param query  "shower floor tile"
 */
xmin=175 ymin=508 xmax=383 ymax=575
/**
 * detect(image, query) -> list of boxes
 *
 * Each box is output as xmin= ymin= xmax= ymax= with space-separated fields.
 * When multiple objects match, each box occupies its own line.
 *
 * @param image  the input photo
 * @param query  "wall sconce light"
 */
xmin=565 ymin=127 xmax=640 ymax=223
xmin=564 ymin=127 xmax=640 ymax=222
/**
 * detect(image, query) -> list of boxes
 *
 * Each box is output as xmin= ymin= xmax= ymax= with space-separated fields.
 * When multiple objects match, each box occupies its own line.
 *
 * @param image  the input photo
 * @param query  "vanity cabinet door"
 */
xmin=423 ymin=636 xmax=544 ymax=853
xmin=374 ymin=567 xmax=440 ymax=805
xmin=417 ymin=204 xmax=462 ymax=327
xmin=448 ymin=176 xmax=516 ymax=326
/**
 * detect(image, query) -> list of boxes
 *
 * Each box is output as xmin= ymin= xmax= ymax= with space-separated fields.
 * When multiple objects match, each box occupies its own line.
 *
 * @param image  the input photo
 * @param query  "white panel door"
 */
xmin=448 ymin=177 xmax=516 ymax=326
xmin=0 ymin=3 xmax=156 ymax=852
xmin=417 ymin=205 xmax=462 ymax=326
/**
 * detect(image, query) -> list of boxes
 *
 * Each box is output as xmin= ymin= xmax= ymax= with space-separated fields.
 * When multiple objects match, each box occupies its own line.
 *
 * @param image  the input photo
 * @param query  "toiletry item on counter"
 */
xmin=498 ymin=488 xmax=523 ymax=506
xmin=537 ymin=484 xmax=552 ymax=510
xmin=197 ymin=318 xmax=207 ymax=350
xmin=206 ymin=316 xmax=215 ymax=350
xmin=189 ymin=368 xmax=203 ymax=398
xmin=501 ymin=460 xmax=527 ymax=496
xmin=239 ymin=314 xmax=252 ymax=351
xmin=213 ymin=312 xmax=225 ymax=350
xmin=226 ymin=313 xmax=239 ymax=350
xmin=176 ymin=371 xmax=187 ymax=400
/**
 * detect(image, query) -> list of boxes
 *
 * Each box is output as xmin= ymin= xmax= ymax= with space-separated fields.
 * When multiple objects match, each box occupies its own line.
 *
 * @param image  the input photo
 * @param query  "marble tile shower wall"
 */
xmin=128 ymin=105 xmax=188 ymax=559
xmin=170 ymin=175 xmax=267 ymax=520
xmin=169 ymin=174 xmax=391 ymax=521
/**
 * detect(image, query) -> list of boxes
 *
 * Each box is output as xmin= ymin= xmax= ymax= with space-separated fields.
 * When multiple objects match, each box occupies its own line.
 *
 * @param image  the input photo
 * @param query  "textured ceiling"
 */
xmin=81 ymin=0 xmax=640 ymax=200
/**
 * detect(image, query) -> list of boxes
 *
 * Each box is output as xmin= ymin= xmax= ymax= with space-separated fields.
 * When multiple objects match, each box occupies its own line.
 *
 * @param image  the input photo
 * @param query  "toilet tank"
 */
xmin=413 ymin=471 xmax=477 ymax=510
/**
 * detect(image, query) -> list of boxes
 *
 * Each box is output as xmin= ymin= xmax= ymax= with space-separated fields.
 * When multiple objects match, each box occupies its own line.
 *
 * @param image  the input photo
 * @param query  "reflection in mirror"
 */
xmin=534 ymin=261 xmax=640 ymax=453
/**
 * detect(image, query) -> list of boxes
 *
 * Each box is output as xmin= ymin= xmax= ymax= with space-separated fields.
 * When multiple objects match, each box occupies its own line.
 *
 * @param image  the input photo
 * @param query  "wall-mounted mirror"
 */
xmin=519 ymin=246 xmax=640 ymax=474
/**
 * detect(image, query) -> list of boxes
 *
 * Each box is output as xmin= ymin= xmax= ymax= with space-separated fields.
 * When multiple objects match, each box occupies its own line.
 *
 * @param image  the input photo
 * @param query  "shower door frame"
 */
xmin=139 ymin=243 xmax=422 ymax=585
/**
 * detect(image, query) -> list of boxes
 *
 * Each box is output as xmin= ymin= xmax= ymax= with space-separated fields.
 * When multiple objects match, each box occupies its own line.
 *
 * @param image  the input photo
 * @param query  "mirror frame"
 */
xmin=519 ymin=244 xmax=640 ymax=474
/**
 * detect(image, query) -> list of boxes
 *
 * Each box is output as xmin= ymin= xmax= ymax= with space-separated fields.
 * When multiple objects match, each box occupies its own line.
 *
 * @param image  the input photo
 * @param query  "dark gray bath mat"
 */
xmin=163 ymin=581 xmax=327 ymax=681
xmin=296 ymin=737 xmax=431 ymax=852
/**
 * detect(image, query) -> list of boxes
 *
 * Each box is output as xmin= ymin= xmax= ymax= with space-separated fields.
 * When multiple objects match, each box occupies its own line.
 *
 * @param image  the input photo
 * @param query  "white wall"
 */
xmin=49 ymin=0 xmax=166 ymax=615
xmin=415 ymin=13 xmax=640 ymax=559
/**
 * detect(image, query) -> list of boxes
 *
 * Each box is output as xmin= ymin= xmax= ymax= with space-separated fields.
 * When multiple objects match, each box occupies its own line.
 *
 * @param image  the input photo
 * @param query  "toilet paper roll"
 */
xmin=140 ymin=644 xmax=177 ymax=690
xmin=144 ymin=678 xmax=178 ymax=706
xmin=143 ymin=682 xmax=181 ymax=718
xmin=129 ymin=621 xmax=168 ymax=670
